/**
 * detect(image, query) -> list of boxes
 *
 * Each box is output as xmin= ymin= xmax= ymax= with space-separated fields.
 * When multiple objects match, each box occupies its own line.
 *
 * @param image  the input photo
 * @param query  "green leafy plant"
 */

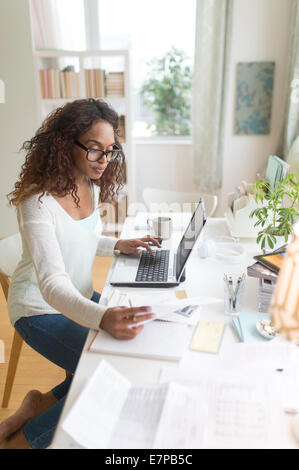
xmin=250 ymin=173 xmax=299 ymax=250
xmin=140 ymin=47 xmax=192 ymax=136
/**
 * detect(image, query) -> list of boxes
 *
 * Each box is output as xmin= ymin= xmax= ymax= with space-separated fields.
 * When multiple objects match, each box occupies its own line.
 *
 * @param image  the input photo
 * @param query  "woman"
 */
xmin=0 ymin=98 xmax=159 ymax=449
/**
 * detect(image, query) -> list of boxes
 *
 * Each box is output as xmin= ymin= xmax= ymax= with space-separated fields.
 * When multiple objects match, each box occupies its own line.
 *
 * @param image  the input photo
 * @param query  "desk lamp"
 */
xmin=269 ymin=221 xmax=299 ymax=441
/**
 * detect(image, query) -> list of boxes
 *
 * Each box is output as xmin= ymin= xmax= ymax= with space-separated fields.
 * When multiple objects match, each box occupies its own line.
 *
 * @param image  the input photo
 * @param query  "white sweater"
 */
xmin=8 ymin=184 xmax=118 ymax=330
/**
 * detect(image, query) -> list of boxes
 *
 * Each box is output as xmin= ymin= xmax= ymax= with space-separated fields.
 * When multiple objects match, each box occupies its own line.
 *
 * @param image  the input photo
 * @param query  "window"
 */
xmin=97 ymin=0 xmax=196 ymax=138
xmin=54 ymin=0 xmax=86 ymax=50
xmin=34 ymin=0 xmax=196 ymax=138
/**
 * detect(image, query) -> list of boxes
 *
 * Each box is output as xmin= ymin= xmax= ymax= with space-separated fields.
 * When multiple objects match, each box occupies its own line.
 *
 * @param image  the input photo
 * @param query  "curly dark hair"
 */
xmin=7 ymin=98 xmax=125 ymax=207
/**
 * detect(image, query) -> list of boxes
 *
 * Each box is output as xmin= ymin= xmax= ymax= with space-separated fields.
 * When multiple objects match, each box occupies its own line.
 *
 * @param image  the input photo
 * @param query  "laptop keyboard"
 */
xmin=135 ymin=250 xmax=170 ymax=282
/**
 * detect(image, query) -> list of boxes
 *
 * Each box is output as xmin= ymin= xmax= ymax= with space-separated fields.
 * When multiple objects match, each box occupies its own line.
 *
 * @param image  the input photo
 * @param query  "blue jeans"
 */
xmin=14 ymin=291 xmax=101 ymax=449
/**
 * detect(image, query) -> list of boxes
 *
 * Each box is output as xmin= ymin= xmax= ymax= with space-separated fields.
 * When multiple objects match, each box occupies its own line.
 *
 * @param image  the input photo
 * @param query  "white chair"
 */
xmin=142 ymin=188 xmax=218 ymax=217
xmin=0 ymin=233 xmax=23 ymax=408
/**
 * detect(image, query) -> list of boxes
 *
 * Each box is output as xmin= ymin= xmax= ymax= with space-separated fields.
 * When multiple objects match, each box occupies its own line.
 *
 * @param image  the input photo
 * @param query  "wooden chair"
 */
xmin=142 ymin=188 xmax=218 ymax=217
xmin=0 ymin=233 xmax=23 ymax=408
xmin=0 ymin=233 xmax=72 ymax=408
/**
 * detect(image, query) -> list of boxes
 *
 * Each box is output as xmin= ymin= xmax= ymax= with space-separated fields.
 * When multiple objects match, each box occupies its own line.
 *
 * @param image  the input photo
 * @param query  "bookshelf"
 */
xmin=33 ymin=49 xmax=135 ymax=231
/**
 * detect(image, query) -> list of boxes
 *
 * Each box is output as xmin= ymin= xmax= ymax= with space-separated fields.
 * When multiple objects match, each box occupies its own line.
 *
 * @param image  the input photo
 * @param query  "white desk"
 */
xmin=52 ymin=217 xmax=298 ymax=449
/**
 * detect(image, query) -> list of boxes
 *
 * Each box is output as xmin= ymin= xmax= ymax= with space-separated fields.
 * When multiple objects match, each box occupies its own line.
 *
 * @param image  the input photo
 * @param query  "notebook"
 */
xmin=231 ymin=312 xmax=270 ymax=342
xmin=190 ymin=320 xmax=225 ymax=354
xmin=88 ymin=321 xmax=193 ymax=361
xmin=265 ymin=155 xmax=289 ymax=188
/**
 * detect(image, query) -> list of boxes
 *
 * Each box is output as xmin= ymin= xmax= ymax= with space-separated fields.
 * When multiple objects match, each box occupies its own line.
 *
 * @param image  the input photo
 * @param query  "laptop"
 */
xmin=110 ymin=198 xmax=207 ymax=287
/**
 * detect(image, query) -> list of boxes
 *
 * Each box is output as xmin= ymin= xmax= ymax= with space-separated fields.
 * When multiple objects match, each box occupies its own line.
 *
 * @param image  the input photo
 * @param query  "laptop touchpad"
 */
xmin=118 ymin=255 xmax=140 ymax=267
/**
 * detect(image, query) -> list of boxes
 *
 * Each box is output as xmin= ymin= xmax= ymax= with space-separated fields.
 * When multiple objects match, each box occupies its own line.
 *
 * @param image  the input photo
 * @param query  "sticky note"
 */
xmin=190 ymin=320 xmax=225 ymax=354
xmin=175 ymin=290 xmax=187 ymax=299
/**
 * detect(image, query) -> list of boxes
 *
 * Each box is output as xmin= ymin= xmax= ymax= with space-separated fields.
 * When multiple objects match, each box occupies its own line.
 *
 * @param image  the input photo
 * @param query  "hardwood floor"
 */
xmin=0 ymin=256 xmax=112 ymax=422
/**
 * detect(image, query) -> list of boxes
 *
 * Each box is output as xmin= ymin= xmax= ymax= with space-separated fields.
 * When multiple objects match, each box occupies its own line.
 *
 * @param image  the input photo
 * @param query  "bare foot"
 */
xmin=0 ymin=429 xmax=31 ymax=449
xmin=0 ymin=389 xmax=57 ymax=443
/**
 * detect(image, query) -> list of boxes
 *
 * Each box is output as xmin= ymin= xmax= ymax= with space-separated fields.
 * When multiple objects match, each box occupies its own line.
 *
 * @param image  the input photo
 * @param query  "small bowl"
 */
xmin=256 ymin=319 xmax=278 ymax=340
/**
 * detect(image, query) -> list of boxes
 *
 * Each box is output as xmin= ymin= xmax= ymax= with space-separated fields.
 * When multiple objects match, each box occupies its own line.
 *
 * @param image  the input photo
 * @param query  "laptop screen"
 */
xmin=175 ymin=199 xmax=207 ymax=280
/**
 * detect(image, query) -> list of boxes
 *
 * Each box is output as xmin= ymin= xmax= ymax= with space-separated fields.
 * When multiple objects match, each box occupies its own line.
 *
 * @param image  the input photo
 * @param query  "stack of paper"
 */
xmin=258 ymin=278 xmax=276 ymax=312
xmin=62 ymin=360 xmax=287 ymax=449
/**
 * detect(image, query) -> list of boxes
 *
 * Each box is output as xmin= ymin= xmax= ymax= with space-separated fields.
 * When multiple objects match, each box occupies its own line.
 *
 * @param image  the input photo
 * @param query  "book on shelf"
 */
xmin=40 ymin=67 xmax=125 ymax=100
xmin=106 ymin=71 xmax=125 ymax=97
xmin=63 ymin=71 xmax=80 ymax=99
xmin=85 ymin=69 xmax=106 ymax=98
xmin=40 ymin=69 xmax=60 ymax=99
xmin=39 ymin=68 xmax=81 ymax=99
xmin=118 ymin=115 xmax=126 ymax=142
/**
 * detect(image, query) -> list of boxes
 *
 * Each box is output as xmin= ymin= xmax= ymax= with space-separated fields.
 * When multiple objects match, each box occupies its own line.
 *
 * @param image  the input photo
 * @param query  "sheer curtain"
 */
xmin=282 ymin=0 xmax=299 ymax=158
xmin=30 ymin=0 xmax=86 ymax=50
xmin=31 ymin=0 xmax=63 ymax=49
xmin=192 ymin=0 xmax=233 ymax=192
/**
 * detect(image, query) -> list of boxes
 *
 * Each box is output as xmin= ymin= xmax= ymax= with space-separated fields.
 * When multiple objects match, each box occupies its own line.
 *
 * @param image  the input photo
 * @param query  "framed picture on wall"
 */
xmin=234 ymin=61 xmax=275 ymax=135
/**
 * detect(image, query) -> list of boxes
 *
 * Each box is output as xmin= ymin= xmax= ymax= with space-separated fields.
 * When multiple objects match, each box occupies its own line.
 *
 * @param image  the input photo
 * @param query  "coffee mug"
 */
xmin=147 ymin=217 xmax=172 ymax=240
xmin=147 ymin=216 xmax=173 ymax=239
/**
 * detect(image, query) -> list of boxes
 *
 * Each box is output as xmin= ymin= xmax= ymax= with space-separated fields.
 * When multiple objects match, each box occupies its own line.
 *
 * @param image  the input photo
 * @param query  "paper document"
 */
xmin=159 ymin=368 xmax=287 ymax=448
xmin=107 ymin=289 xmax=199 ymax=326
xmin=62 ymin=360 xmax=205 ymax=449
xmin=202 ymin=371 xmax=286 ymax=448
xmin=62 ymin=360 xmax=286 ymax=449
xmin=168 ymin=339 xmax=299 ymax=414
xmin=106 ymin=289 xmax=222 ymax=327
xmin=62 ymin=361 xmax=130 ymax=449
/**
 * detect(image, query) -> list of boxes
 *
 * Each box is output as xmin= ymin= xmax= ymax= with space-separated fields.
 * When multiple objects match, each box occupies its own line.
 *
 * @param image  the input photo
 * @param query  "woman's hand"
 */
xmin=100 ymin=305 xmax=155 ymax=339
xmin=114 ymin=235 xmax=162 ymax=256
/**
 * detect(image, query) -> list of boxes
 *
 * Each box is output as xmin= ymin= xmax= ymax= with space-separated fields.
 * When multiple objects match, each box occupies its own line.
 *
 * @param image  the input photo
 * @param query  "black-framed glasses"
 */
xmin=74 ymin=140 xmax=121 ymax=163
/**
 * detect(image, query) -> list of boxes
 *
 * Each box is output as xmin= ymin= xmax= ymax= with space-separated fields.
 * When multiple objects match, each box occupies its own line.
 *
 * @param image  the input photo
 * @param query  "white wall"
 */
xmin=0 ymin=0 xmax=38 ymax=237
xmin=134 ymin=0 xmax=293 ymax=216
xmin=134 ymin=140 xmax=194 ymax=205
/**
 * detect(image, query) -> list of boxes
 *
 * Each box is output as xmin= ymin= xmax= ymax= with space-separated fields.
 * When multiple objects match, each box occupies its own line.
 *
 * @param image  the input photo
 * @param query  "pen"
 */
xmin=233 ymin=274 xmax=245 ymax=310
xmin=233 ymin=277 xmax=241 ymax=310
xmin=237 ymin=315 xmax=244 ymax=342
xmin=128 ymin=298 xmax=138 ymax=328
xmin=228 ymin=276 xmax=234 ymax=312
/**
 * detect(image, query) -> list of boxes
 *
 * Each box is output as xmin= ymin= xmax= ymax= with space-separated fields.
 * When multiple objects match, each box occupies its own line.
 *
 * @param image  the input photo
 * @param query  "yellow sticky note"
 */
xmin=190 ymin=320 xmax=225 ymax=354
xmin=175 ymin=290 xmax=187 ymax=299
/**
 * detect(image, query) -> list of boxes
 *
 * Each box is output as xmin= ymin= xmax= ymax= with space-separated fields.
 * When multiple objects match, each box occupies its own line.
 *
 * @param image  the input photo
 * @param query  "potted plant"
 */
xmin=250 ymin=172 xmax=299 ymax=250
xmin=140 ymin=47 xmax=192 ymax=136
